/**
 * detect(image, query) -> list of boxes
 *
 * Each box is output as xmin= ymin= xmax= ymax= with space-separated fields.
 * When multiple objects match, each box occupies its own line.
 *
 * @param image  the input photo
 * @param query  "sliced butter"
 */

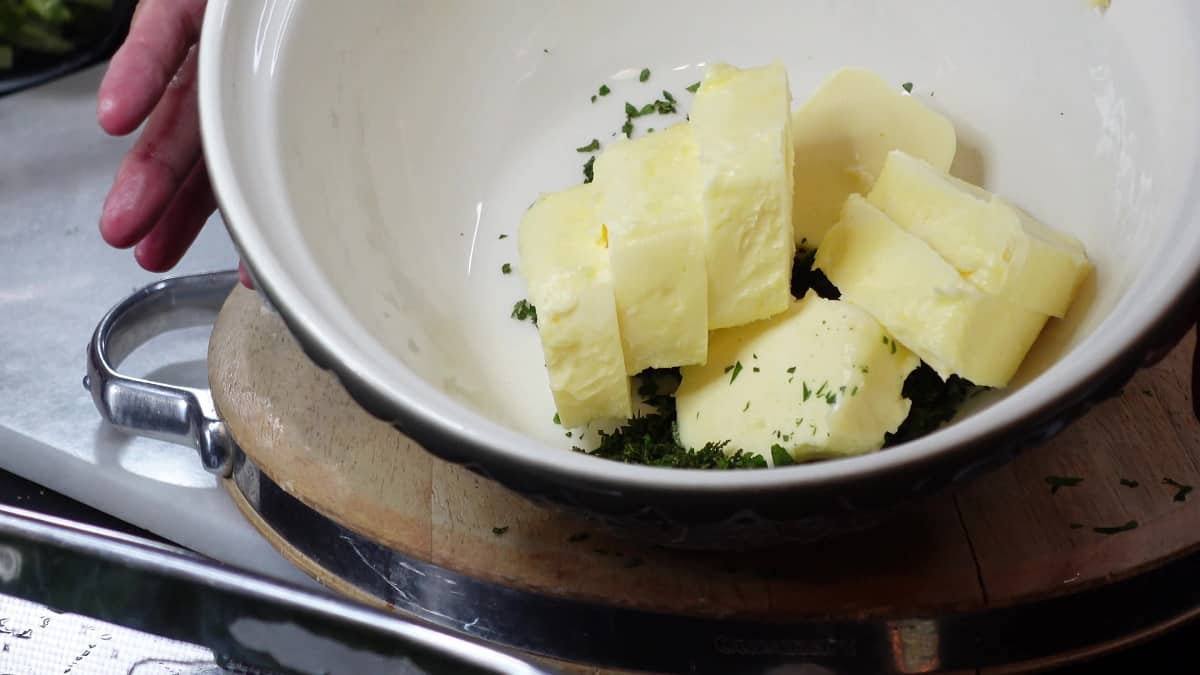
xmin=677 ymin=291 xmax=919 ymax=463
xmin=691 ymin=62 xmax=795 ymax=330
xmin=594 ymin=123 xmax=709 ymax=373
xmin=867 ymin=150 xmax=1091 ymax=317
xmin=816 ymin=195 xmax=1048 ymax=387
xmin=518 ymin=184 xmax=632 ymax=426
xmin=791 ymin=67 xmax=957 ymax=246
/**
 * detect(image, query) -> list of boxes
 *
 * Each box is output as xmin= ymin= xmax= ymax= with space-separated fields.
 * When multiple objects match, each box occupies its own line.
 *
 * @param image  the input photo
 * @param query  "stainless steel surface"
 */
xmin=0 ymin=64 xmax=309 ymax=586
xmin=0 ymin=505 xmax=550 ymax=675
xmin=86 ymin=272 xmax=240 ymax=477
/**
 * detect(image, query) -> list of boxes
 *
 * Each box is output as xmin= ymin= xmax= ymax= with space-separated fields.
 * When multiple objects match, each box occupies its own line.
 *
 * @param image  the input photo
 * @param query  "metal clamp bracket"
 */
xmin=84 ymin=271 xmax=239 ymax=477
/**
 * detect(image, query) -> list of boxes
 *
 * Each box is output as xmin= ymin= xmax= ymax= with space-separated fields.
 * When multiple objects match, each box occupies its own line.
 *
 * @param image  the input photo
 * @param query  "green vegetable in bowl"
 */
xmin=0 ymin=0 xmax=112 ymax=70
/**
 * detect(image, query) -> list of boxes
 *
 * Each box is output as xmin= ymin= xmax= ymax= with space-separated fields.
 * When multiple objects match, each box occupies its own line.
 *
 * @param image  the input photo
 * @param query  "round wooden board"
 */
xmin=210 ymin=286 xmax=1200 ymax=671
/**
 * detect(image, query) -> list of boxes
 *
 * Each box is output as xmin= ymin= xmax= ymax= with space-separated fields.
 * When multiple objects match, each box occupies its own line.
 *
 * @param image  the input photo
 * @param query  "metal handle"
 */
xmin=85 ymin=271 xmax=238 ymax=477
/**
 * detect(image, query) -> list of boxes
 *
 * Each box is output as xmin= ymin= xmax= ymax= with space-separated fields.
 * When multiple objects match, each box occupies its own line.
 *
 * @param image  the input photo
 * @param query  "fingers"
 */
xmin=97 ymin=0 xmax=208 ymax=135
xmin=133 ymin=160 xmax=217 ymax=273
xmin=100 ymin=46 xmax=201 ymax=249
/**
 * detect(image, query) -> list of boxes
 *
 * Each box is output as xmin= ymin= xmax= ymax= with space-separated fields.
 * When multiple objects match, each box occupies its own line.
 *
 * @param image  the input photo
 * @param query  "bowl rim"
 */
xmin=198 ymin=0 xmax=1200 ymax=497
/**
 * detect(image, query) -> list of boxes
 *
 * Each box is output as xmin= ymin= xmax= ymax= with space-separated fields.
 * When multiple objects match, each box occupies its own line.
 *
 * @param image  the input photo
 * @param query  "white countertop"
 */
xmin=0 ymin=65 xmax=316 ymax=589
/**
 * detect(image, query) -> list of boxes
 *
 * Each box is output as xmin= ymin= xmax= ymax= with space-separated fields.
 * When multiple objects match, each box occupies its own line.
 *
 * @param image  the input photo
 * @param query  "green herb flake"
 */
xmin=511 ymin=299 xmax=538 ymax=324
xmin=492 ymin=526 xmax=509 ymax=536
xmin=743 ymin=401 xmax=751 ymax=412
xmin=729 ymin=361 xmax=744 ymax=384
xmin=786 ymin=366 xmax=796 ymax=374
xmin=825 ymin=393 xmax=837 ymax=405
xmin=599 ymin=83 xmax=611 ymax=96
xmin=802 ymin=382 xmax=811 ymax=401
xmin=851 ymin=386 xmax=858 ymax=396
xmin=639 ymin=67 xmax=650 ymax=82
xmin=639 ymin=102 xmax=655 ymax=116
xmin=662 ymin=90 xmax=676 ymax=103
xmin=686 ymin=81 xmax=701 ymax=93
xmin=1094 ymin=520 xmax=1138 ymax=535
xmin=1164 ymin=477 xmax=1194 ymax=502
xmin=902 ymin=81 xmax=914 ymax=93
xmin=752 ymin=367 xmax=760 ymax=373
xmin=1119 ymin=478 xmax=1139 ymax=488
xmin=576 ymin=138 xmax=600 ymax=153
xmin=890 ymin=340 xmax=897 ymax=354
xmin=567 ymin=532 xmax=590 ymax=543
xmin=770 ymin=444 xmax=795 ymax=467
xmin=624 ymin=102 xmax=639 ymax=117
xmin=501 ymin=263 xmax=512 ymax=274
xmin=498 ymin=233 xmax=509 ymax=239
xmin=621 ymin=119 xmax=633 ymax=138
xmin=582 ymin=155 xmax=596 ymax=183
xmin=1045 ymin=475 xmax=1083 ymax=494
xmin=647 ymin=128 xmax=654 ymax=133
xmin=591 ymin=95 xmax=597 ymax=103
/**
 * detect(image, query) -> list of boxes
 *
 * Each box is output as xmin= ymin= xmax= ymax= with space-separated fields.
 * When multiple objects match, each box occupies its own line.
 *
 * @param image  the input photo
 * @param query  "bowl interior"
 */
xmin=205 ymin=0 xmax=1200 ymax=472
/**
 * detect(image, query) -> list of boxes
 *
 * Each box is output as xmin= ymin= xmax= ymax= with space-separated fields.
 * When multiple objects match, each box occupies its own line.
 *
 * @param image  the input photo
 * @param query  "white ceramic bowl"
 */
xmin=200 ymin=0 xmax=1200 ymax=546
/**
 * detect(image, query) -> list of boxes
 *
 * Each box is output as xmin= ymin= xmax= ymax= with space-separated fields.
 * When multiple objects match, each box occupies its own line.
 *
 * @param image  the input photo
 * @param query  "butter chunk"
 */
xmin=791 ymin=67 xmax=957 ymax=246
xmin=594 ymin=123 xmax=708 ymax=373
xmin=868 ymin=150 xmax=1091 ymax=317
xmin=518 ymin=184 xmax=632 ymax=426
xmin=677 ymin=292 xmax=919 ymax=463
xmin=691 ymin=62 xmax=795 ymax=329
xmin=816 ymin=195 xmax=1048 ymax=388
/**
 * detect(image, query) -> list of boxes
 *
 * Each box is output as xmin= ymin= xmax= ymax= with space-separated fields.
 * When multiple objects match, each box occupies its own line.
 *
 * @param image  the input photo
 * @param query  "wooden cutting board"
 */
xmin=208 ymin=285 xmax=1200 ymax=673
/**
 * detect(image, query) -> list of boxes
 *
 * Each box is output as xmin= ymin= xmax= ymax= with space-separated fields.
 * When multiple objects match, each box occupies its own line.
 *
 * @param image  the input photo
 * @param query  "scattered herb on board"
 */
xmin=686 ymin=81 xmax=701 ymax=93
xmin=624 ymin=556 xmax=645 ymax=568
xmin=1069 ymin=522 xmax=1084 ymax=529
xmin=511 ymin=299 xmax=538 ymax=324
xmin=576 ymin=138 xmax=600 ymax=153
xmin=582 ymin=155 xmax=596 ymax=183
xmin=1119 ymin=478 xmax=1139 ymax=488
xmin=1094 ymin=520 xmax=1138 ymax=535
xmin=639 ymin=67 xmax=650 ymax=82
xmin=567 ymin=532 xmax=590 ymax=543
xmin=1044 ymin=475 xmax=1084 ymax=494
xmin=491 ymin=526 xmax=509 ymax=536
xmin=901 ymin=81 xmax=914 ymax=93
xmin=1164 ymin=477 xmax=1193 ymax=502
xmin=501 ymin=263 xmax=512 ymax=274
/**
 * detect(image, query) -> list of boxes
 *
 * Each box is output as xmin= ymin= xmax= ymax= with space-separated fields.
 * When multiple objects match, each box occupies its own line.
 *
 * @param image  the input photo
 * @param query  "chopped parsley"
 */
xmin=639 ymin=102 xmax=655 ymax=116
xmin=770 ymin=444 xmax=795 ymax=467
xmin=621 ymin=119 xmax=633 ymax=138
xmin=582 ymin=155 xmax=596 ymax=183
xmin=802 ymin=382 xmax=811 ymax=401
xmin=686 ymin=81 xmax=701 ymax=93
xmin=885 ymin=366 xmax=981 ymax=447
xmin=1094 ymin=520 xmax=1138 ymax=535
xmin=598 ymin=83 xmax=611 ymax=96
xmin=491 ymin=526 xmax=509 ymax=536
xmin=752 ymin=367 xmax=760 ymax=373
xmin=576 ymin=138 xmax=600 ymax=153
xmin=901 ymin=81 xmax=914 ymax=93
xmin=552 ymin=413 xmax=561 ymax=425
xmin=743 ymin=401 xmax=751 ymax=412
xmin=1164 ymin=477 xmax=1193 ymax=502
xmin=498 ymin=233 xmax=508 ymax=240
xmin=786 ymin=366 xmax=796 ymax=374
xmin=575 ymin=412 xmax=766 ymax=469
xmin=1045 ymin=475 xmax=1084 ymax=494
xmin=662 ymin=90 xmax=676 ymax=103
xmin=511 ymin=299 xmax=538 ymax=324
xmin=790 ymin=248 xmax=840 ymax=300
xmin=639 ymin=67 xmax=650 ymax=82
xmin=1119 ymin=478 xmax=1139 ymax=488
xmin=729 ymin=361 xmax=744 ymax=383
xmin=624 ymin=102 xmax=639 ymax=117
xmin=501 ymin=263 xmax=512 ymax=274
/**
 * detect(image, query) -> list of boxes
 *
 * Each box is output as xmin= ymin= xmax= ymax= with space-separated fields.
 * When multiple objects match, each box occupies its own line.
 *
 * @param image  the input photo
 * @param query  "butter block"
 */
xmin=676 ymin=292 xmax=919 ymax=463
xmin=867 ymin=150 xmax=1091 ymax=317
xmin=791 ymin=67 xmax=957 ymax=246
xmin=691 ymin=62 xmax=795 ymax=329
xmin=816 ymin=195 xmax=1048 ymax=387
xmin=594 ymin=124 xmax=709 ymax=373
xmin=518 ymin=184 xmax=632 ymax=426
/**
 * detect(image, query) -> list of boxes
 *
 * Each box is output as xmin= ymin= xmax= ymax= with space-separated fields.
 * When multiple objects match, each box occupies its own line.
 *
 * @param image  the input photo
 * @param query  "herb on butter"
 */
xmin=743 ymin=401 xmax=751 ymax=412
xmin=575 ymin=411 xmax=767 ymax=469
xmin=662 ymin=90 xmax=676 ymax=103
xmin=901 ymin=81 xmax=913 ymax=93
xmin=770 ymin=444 xmax=795 ymax=467
xmin=552 ymin=413 xmax=560 ymax=425
xmin=582 ymin=155 xmax=596 ymax=183
xmin=639 ymin=67 xmax=650 ymax=82
xmin=1164 ymin=477 xmax=1193 ymax=502
xmin=621 ymin=119 xmax=633 ymax=138
xmin=501 ymin=263 xmax=511 ymax=274
xmin=729 ymin=361 xmax=744 ymax=383
xmin=802 ymin=382 xmax=811 ymax=402
xmin=576 ymin=138 xmax=600 ymax=153
xmin=1094 ymin=520 xmax=1138 ymax=535
xmin=498 ymin=233 xmax=508 ymax=239
xmin=687 ymin=81 xmax=700 ymax=93
xmin=511 ymin=299 xmax=538 ymax=324
xmin=1044 ymin=475 xmax=1083 ymax=494
xmin=599 ymin=84 xmax=611 ymax=96
xmin=624 ymin=102 xmax=639 ymax=117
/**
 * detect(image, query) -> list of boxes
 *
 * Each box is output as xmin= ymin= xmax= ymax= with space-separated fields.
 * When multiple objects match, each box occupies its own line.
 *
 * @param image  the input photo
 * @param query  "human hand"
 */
xmin=97 ymin=0 xmax=252 ymax=287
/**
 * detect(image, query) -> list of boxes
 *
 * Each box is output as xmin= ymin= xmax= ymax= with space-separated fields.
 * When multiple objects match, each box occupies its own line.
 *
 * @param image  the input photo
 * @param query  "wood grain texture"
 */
xmin=210 ymin=285 xmax=1200 ymax=622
